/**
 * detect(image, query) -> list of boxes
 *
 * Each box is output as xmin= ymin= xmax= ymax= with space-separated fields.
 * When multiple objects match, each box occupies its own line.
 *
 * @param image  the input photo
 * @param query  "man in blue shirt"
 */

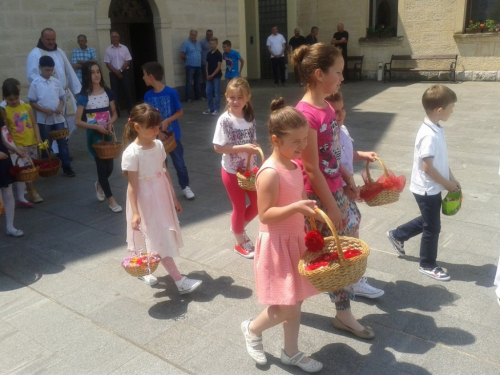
xmin=71 ymin=35 xmax=97 ymax=83
xmin=180 ymin=30 xmax=203 ymax=103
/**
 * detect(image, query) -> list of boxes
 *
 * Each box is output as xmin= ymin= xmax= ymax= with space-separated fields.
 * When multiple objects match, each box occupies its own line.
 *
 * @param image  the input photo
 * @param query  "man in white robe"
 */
xmin=26 ymin=28 xmax=81 ymax=152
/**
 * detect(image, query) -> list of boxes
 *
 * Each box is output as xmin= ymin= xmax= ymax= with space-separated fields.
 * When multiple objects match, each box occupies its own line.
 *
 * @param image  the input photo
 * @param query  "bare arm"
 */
xmin=29 ymin=101 xmax=53 ymax=116
xmin=213 ymin=142 xmax=259 ymax=155
xmin=29 ymin=109 xmax=42 ymax=143
xmin=127 ymin=171 xmax=141 ymax=230
xmin=422 ymin=157 xmax=459 ymax=192
xmin=75 ymin=105 xmax=109 ymax=134
xmin=161 ymin=109 xmax=183 ymax=132
xmin=180 ymin=52 xmax=186 ymax=61
xmin=353 ymin=151 xmax=377 ymax=163
xmin=163 ymin=161 xmax=182 ymax=213
xmin=238 ymin=58 xmax=244 ymax=76
xmin=121 ymin=60 xmax=130 ymax=71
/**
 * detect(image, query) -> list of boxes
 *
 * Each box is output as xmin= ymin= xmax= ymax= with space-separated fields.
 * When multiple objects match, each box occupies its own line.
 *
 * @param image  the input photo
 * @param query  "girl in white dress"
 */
xmin=121 ymin=103 xmax=202 ymax=293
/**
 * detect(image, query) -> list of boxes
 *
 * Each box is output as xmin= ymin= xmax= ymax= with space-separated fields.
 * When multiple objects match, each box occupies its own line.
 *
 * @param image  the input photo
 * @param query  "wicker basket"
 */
xmin=49 ymin=128 xmax=69 ymax=141
xmin=236 ymin=147 xmax=265 ymax=191
xmin=122 ymin=229 xmax=161 ymax=277
xmin=298 ymin=208 xmax=370 ymax=292
xmin=162 ymin=131 xmax=177 ymax=153
xmin=360 ymin=156 xmax=400 ymax=207
xmin=14 ymin=156 xmax=39 ymax=182
xmin=37 ymin=157 xmax=62 ymax=178
xmin=92 ymin=131 xmax=123 ymax=159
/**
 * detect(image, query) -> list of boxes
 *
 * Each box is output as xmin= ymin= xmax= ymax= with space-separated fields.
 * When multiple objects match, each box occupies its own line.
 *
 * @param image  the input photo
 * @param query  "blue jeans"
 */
xmin=205 ymin=77 xmax=221 ymax=112
xmin=185 ymin=66 xmax=202 ymax=101
xmin=392 ymin=192 xmax=442 ymax=268
xmin=166 ymin=140 xmax=189 ymax=189
xmin=38 ymin=122 xmax=71 ymax=169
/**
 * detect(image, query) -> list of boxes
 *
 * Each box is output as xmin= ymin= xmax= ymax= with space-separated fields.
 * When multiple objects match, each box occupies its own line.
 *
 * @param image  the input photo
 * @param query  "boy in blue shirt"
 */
xmin=222 ymin=40 xmax=244 ymax=81
xmin=142 ymin=62 xmax=195 ymax=199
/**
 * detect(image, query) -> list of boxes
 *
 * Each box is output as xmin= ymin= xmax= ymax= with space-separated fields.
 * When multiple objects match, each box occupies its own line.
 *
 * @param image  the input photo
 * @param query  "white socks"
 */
xmin=16 ymin=182 xmax=29 ymax=203
xmin=1 ymin=186 xmax=16 ymax=232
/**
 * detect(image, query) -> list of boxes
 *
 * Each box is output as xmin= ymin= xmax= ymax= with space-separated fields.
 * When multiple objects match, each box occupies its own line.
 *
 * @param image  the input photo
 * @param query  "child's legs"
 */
xmin=415 ymin=192 xmax=442 ymax=268
xmin=282 ymin=302 xmax=303 ymax=356
xmin=94 ymin=157 xmax=114 ymax=198
xmin=15 ymin=182 xmax=27 ymax=202
xmin=206 ymin=80 xmax=214 ymax=111
xmin=168 ymin=141 xmax=189 ymax=189
xmin=244 ymin=190 xmax=258 ymax=225
xmin=213 ymin=77 xmax=221 ymax=111
xmin=328 ymin=286 xmax=354 ymax=310
xmin=221 ymin=168 xmax=247 ymax=235
xmin=53 ymin=122 xmax=71 ymax=168
xmin=160 ymin=256 xmax=182 ymax=282
xmin=1 ymin=185 xmax=16 ymax=231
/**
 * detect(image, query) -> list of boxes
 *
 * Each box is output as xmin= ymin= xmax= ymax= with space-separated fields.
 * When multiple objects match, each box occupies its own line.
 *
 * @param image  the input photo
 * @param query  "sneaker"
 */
xmin=176 ymin=276 xmax=202 ymax=294
xmin=139 ymin=274 xmax=158 ymax=286
xmin=211 ymin=110 xmax=219 ymax=116
xmin=243 ymin=236 xmax=255 ymax=251
xmin=234 ymin=243 xmax=254 ymax=259
xmin=16 ymin=200 xmax=34 ymax=208
xmin=28 ymin=190 xmax=43 ymax=203
xmin=202 ymin=109 xmax=211 ymax=115
xmin=241 ymin=319 xmax=267 ymax=365
xmin=387 ymin=230 xmax=405 ymax=255
xmin=352 ymin=277 xmax=385 ymax=298
xmin=419 ymin=266 xmax=450 ymax=281
xmin=182 ymin=186 xmax=195 ymax=200
xmin=62 ymin=167 xmax=76 ymax=177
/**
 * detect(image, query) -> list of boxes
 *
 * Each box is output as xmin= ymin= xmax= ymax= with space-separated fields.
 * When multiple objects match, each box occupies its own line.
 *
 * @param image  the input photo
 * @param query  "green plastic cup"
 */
xmin=442 ymin=191 xmax=462 ymax=216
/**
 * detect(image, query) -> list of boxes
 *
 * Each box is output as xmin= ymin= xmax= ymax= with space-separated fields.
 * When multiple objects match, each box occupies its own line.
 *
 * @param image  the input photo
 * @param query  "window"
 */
xmin=466 ymin=0 xmax=500 ymax=26
xmin=368 ymin=0 xmax=398 ymax=37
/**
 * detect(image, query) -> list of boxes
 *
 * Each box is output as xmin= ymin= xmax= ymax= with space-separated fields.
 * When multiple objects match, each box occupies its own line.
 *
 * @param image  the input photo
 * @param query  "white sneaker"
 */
xmin=202 ymin=109 xmax=211 ymax=115
xmin=352 ymin=277 xmax=384 ymax=298
xmin=176 ymin=276 xmax=202 ymax=294
xmin=139 ymin=274 xmax=158 ymax=286
xmin=182 ymin=186 xmax=195 ymax=200
xmin=211 ymin=110 xmax=219 ymax=116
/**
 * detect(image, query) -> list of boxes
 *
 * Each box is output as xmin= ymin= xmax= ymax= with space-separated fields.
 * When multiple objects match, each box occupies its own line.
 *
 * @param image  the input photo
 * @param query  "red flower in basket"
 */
xmin=305 ymin=230 xmax=324 ymax=252
xmin=244 ymin=171 xmax=252 ymax=178
xmin=253 ymin=167 xmax=259 ymax=174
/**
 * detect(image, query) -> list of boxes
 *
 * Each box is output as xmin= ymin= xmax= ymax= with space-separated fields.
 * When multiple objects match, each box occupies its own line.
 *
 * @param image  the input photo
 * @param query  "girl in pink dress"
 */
xmin=121 ymin=104 xmax=201 ymax=293
xmin=240 ymin=98 xmax=322 ymax=373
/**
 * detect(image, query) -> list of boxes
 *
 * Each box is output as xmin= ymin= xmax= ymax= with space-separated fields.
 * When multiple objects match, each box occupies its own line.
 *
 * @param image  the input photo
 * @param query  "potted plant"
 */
xmin=484 ymin=19 xmax=497 ymax=32
xmin=466 ymin=20 xmax=481 ymax=33
xmin=380 ymin=27 xmax=396 ymax=38
xmin=366 ymin=27 xmax=380 ymax=39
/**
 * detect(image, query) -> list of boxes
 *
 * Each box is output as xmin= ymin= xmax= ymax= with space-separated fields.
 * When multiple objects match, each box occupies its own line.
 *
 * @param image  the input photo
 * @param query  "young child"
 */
xmin=292 ymin=43 xmax=374 ymax=339
xmin=0 ymin=122 xmax=26 ymax=237
xmin=241 ymin=98 xmax=322 ymax=372
xmin=75 ymin=62 xmax=122 ymax=212
xmin=142 ymin=62 xmax=195 ymax=200
xmin=0 ymin=82 xmax=43 ymax=205
xmin=28 ymin=56 xmax=75 ymax=177
xmin=222 ymin=40 xmax=244 ymax=82
xmin=387 ymin=84 xmax=460 ymax=281
xmin=121 ymin=103 xmax=202 ymax=292
xmin=325 ymin=92 xmax=384 ymax=299
xmin=0 ymin=79 xmax=33 ymax=208
xmin=213 ymin=78 xmax=259 ymax=259
xmin=203 ymin=37 xmax=223 ymax=116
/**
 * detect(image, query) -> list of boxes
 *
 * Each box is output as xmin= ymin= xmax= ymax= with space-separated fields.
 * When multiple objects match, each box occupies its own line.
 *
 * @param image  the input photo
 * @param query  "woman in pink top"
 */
xmin=292 ymin=43 xmax=374 ymax=339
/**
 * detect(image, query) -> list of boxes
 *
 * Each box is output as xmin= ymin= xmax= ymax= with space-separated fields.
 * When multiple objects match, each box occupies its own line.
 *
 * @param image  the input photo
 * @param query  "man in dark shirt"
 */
xmin=288 ymin=28 xmax=306 ymax=83
xmin=304 ymin=26 xmax=319 ymax=45
xmin=332 ymin=23 xmax=349 ymax=81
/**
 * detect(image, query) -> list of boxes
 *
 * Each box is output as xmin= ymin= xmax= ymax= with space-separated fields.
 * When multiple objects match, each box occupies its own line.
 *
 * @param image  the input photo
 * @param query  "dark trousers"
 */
xmin=38 ymin=122 xmax=71 ymax=169
xmin=165 ymin=140 xmax=189 ymax=189
xmin=271 ymin=57 xmax=286 ymax=84
xmin=109 ymin=70 xmax=133 ymax=113
xmin=185 ymin=66 xmax=202 ymax=101
xmin=342 ymin=51 xmax=349 ymax=81
xmin=393 ymin=192 xmax=442 ymax=268
xmin=95 ymin=157 xmax=114 ymax=198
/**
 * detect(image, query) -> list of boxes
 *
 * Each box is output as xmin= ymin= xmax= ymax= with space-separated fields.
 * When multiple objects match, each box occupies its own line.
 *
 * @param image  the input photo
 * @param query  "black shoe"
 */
xmin=63 ymin=167 xmax=76 ymax=177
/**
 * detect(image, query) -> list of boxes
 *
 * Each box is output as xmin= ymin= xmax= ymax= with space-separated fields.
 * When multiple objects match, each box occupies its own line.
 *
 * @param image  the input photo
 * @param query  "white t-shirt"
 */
xmin=266 ymin=33 xmax=286 ymax=57
xmin=213 ymin=111 xmax=257 ymax=174
xmin=27 ymin=76 xmax=65 ymax=125
xmin=410 ymin=118 xmax=449 ymax=196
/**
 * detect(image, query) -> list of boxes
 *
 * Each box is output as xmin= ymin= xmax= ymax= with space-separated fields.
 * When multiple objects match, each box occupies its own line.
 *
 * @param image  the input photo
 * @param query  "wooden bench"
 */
xmin=384 ymin=54 xmax=457 ymax=82
xmin=347 ymin=55 xmax=364 ymax=81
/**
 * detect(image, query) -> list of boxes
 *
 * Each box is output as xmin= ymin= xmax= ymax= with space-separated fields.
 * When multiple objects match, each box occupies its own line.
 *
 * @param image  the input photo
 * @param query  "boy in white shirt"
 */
xmin=387 ymin=84 xmax=460 ymax=281
xmin=28 ymin=56 xmax=75 ymax=177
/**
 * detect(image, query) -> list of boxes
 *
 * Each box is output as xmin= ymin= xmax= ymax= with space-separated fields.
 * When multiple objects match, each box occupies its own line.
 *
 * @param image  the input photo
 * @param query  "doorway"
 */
xmin=109 ymin=0 xmax=158 ymax=105
xmin=258 ymin=0 xmax=288 ymax=80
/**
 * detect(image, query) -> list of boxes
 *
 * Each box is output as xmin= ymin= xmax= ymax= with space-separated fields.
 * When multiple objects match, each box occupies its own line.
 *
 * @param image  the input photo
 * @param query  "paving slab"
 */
xmin=1 ymin=80 xmax=500 ymax=374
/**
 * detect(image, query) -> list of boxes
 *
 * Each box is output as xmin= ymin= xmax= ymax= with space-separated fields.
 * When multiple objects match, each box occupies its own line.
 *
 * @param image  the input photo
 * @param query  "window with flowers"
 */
xmin=367 ymin=0 xmax=398 ymax=38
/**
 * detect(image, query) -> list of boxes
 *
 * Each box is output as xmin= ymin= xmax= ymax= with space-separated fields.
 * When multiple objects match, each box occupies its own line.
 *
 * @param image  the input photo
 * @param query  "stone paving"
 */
xmin=1 ymin=80 xmax=499 ymax=375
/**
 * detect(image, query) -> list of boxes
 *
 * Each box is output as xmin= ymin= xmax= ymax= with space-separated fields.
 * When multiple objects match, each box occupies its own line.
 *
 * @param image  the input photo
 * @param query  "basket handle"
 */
xmin=15 ymin=154 xmax=35 ymax=169
xmin=245 ymin=146 xmax=265 ymax=170
xmin=309 ymin=207 xmax=346 ymax=264
xmin=364 ymin=156 xmax=389 ymax=183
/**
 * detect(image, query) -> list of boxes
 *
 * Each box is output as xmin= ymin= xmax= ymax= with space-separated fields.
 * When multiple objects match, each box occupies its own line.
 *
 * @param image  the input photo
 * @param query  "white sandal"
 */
xmin=280 ymin=349 xmax=323 ymax=373
xmin=241 ymin=319 xmax=267 ymax=365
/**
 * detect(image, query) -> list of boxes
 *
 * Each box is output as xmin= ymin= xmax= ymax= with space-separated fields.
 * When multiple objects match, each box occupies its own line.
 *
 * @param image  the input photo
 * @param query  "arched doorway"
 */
xmin=109 ymin=0 xmax=158 ymax=104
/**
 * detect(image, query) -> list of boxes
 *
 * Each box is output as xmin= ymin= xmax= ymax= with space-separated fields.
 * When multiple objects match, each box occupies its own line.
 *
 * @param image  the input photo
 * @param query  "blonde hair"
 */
xmin=268 ymin=97 xmax=308 ymax=140
xmin=422 ymin=84 xmax=457 ymax=113
xmin=122 ymin=103 xmax=162 ymax=148
xmin=291 ymin=43 xmax=342 ymax=89
xmin=225 ymin=77 xmax=255 ymax=122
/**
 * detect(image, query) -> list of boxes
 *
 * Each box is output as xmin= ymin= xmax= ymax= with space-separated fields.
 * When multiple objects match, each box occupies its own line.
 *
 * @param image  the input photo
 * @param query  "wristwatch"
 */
xmin=119 ymin=69 xmax=123 ymax=73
